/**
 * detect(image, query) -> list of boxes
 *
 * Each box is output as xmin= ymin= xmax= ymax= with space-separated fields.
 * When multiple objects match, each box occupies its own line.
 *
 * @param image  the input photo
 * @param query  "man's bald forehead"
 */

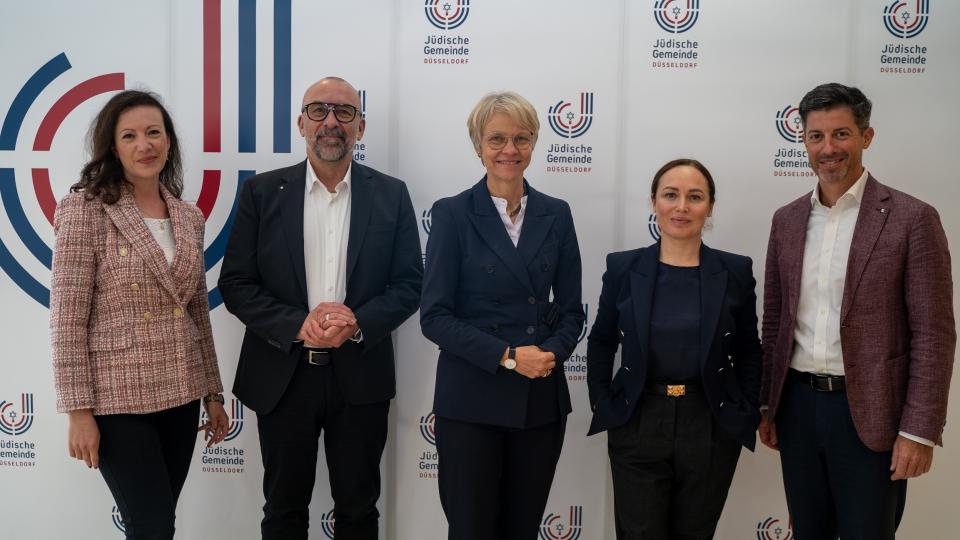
xmin=302 ymin=77 xmax=360 ymax=106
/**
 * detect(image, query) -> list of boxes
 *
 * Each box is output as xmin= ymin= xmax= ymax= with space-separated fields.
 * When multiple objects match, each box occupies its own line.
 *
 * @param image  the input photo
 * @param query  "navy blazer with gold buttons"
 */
xmin=421 ymin=179 xmax=584 ymax=429
xmin=586 ymin=243 xmax=762 ymax=450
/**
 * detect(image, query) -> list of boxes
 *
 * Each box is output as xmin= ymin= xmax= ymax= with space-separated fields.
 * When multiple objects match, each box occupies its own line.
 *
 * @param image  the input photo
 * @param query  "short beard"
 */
xmin=311 ymin=128 xmax=350 ymax=162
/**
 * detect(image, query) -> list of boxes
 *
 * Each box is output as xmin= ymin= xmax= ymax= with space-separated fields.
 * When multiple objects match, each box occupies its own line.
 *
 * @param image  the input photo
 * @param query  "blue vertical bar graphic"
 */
xmin=273 ymin=0 xmax=291 ymax=153
xmin=238 ymin=0 xmax=256 ymax=152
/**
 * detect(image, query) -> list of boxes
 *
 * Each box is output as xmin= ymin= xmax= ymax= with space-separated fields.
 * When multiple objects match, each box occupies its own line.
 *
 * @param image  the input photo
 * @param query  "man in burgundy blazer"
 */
xmin=760 ymin=83 xmax=955 ymax=539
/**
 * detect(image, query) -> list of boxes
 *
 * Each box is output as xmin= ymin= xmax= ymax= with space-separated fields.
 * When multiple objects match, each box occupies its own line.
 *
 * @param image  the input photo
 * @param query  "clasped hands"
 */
xmin=297 ymin=301 xmax=358 ymax=348
xmin=503 ymin=345 xmax=556 ymax=380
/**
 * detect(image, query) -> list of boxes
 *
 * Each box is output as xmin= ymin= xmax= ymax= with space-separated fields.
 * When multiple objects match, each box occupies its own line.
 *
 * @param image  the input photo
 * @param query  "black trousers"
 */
xmin=435 ymin=416 xmax=566 ymax=540
xmin=777 ymin=377 xmax=907 ymax=540
xmin=607 ymin=391 xmax=742 ymax=540
xmin=96 ymin=399 xmax=200 ymax=540
xmin=256 ymin=358 xmax=389 ymax=540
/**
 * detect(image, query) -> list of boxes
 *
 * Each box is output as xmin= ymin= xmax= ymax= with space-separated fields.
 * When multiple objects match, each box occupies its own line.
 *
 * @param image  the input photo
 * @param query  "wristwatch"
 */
xmin=503 ymin=347 xmax=517 ymax=370
xmin=349 ymin=327 xmax=364 ymax=343
xmin=203 ymin=393 xmax=224 ymax=406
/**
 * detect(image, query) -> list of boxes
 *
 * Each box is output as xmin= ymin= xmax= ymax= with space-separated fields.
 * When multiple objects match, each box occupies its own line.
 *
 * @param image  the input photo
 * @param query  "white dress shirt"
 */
xmin=491 ymin=194 xmax=528 ymax=247
xmin=304 ymin=163 xmax=351 ymax=311
xmin=791 ymin=169 xmax=931 ymax=446
xmin=791 ymin=170 xmax=867 ymax=376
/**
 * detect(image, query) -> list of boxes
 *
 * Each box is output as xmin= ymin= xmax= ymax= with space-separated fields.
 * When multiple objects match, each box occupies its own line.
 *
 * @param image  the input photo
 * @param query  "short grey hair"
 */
xmin=467 ymin=91 xmax=540 ymax=153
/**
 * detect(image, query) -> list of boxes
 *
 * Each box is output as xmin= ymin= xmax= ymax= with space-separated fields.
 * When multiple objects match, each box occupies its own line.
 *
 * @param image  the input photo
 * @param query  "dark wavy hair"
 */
xmin=71 ymin=90 xmax=182 ymax=204
xmin=650 ymin=158 xmax=716 ymax=203
xmin=799 ymin=83 xmax=872 ymax=133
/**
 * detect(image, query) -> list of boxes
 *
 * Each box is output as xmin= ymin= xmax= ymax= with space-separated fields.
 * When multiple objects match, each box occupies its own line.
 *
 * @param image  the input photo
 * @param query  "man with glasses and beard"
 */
xmin=219 ymin=77 xmax=422 ymax=540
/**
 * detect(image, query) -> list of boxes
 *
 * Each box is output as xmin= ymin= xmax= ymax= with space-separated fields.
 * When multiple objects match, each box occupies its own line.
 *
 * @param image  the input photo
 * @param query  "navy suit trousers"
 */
xmin=777 ymin=377 xmax=907 ymax=540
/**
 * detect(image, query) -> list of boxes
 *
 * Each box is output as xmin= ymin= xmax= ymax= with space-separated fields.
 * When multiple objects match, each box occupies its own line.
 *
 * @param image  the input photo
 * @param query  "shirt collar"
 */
xmin=490 ymin=193 xmax=529 ymax=216
xmin=810 ymin=168 xmax=868 ymax=209
xmin=306 ymin=161 xmax=352 ymax=196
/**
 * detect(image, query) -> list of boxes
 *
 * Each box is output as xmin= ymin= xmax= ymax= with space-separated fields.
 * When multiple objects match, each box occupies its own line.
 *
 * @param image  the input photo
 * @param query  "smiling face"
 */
xmin=652 ymin=165 xmax=713 ymax=242
xmin=803 ymin=106 xmax=874 ymax=190
xmin=113 ymin=105 xmax=170 ymax=185
xmin=480 ymin=112 xmax=533 ymax=185
xmin=298 ymin=78 xmax=365 ymax=164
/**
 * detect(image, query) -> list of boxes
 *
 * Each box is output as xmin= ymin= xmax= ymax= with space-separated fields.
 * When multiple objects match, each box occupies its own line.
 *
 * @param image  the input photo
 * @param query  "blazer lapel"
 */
xmin=346 ymin=162 xmax=373 ymax=284
xmin=164 ymin=188 xmax=199 ymax=301
xmin=841 ymin=176 xmax=890 ymax=323
xmin=103 ymin=189 xmax=181 ymax=301
xmin=280 ymin=161 xmax=308 ymax=301
xmin=698 ymin=244 xmax=727 ymax=369
xmin=465 ymin=179 xmax=535 ymax=293
xmin=780 ymin=198 xmax=812 ymax=319
xmin=516 ymin=184 xmax=556 ymax=267
xmin=629 ymin=245 xmax=659 ymax=363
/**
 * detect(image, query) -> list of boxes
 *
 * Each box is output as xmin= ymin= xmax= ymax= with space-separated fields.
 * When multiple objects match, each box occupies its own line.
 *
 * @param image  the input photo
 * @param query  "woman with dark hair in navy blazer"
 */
xmin=420 ymin=91 xmax=584 ymax=540
xmin=586 ymin=159 xmax=762 ymax=540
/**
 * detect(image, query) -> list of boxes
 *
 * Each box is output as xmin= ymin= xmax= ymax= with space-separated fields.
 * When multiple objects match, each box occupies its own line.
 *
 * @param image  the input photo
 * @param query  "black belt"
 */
xmin=302 ymin=347 xmax=332 ymax=366
xmin=645 ymin=381 xmax=702 ymax=397
xmin=788 ymin=368 xmax=845 ymax=392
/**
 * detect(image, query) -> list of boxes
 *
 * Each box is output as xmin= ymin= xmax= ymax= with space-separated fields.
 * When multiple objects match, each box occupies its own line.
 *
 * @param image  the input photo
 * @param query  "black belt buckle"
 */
xmin=305 ymin=349 xmax=330 ymax=366
xmin=810 ymin=373 xmax=843 ymax=392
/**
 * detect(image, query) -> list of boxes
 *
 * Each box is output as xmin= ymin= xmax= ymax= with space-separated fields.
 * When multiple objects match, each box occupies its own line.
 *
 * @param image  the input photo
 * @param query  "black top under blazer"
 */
xmin=586 ymin=243 xmax=762 ymax=450
xmin=219 ymin=160 xmax=423 ymax=414
xmin=421 ymin=179 xmax=584 ymax=429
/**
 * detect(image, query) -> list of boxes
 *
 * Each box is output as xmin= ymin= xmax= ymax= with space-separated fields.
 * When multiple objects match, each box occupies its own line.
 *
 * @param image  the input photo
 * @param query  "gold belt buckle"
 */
xmin=667 ymin=384 xmax=686 ymax=397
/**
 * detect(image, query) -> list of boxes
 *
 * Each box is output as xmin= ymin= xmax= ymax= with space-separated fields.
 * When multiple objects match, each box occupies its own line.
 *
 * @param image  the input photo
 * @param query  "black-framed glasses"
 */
xmin=302 ymin=102 xmax=359 ymax=123
xmin=483 ymin=133 xmax=534 ymax=151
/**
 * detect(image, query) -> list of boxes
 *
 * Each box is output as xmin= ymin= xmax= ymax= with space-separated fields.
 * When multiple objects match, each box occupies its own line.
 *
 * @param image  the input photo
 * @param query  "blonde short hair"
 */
xmin=467 ymin=91 xmax=540 ymax=153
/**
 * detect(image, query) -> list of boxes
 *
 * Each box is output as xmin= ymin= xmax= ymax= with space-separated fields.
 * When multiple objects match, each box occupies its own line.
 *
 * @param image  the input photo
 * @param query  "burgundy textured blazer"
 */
xmin=761 ymin=175 xmax=955 ymax=452
xmin=50 ymin=187 xmax=222 ymax=415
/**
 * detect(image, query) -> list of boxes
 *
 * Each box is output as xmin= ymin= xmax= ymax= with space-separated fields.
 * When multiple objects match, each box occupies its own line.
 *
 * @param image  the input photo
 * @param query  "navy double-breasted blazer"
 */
xmin=586 ymin=243 xmax=762 ymax=450
xmin=420 ymin=179 xmax=584 ymax=429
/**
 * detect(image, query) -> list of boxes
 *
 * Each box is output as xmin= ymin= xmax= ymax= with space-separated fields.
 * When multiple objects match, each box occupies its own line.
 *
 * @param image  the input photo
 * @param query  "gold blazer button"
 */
xmin=143 ymin=311 xmax=153 ymax=321
xmin=173 ymin=307 xmax=183 ymax=317
xmin=119 ymin=247 xmax=128 ymax=256
xmin=130 ymin=283 xmax=140 ymax=291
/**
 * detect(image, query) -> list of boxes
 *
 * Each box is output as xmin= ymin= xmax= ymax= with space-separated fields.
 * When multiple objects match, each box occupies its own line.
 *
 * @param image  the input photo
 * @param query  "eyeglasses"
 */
xmin=302 ymin=102 xmax=360 ymax=123
xmin=484 ymin=133 xmax=534 ymax=151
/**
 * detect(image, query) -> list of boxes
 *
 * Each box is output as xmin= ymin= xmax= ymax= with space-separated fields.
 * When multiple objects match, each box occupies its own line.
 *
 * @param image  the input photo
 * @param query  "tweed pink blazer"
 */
xmin=761 ymin=176 xmax=955 ymax=451
xmin=50 ymin=187 xmax=222 ymax=415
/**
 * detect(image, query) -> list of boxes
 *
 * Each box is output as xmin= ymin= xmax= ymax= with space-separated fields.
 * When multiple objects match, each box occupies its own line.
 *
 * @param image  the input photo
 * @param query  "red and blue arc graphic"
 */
xmin=756 ymin=516 xmax=793 ymax=540
xmin=776 ymin=105 xmax=803 ymax=143
xmin=548 ymin=93 xmax=594 ymax=139
xmin=0 ymin=0 xmax=292 ymax=309
xmin=0 ymin=393 xmax=34 ymax=436
xmin=648 ymin=213 xmax=662 ymax=242
xmin=419 ymin=412 xmax=437 ymax=446
xmin=539 ymin=506 xmax=583 ymax=540
xmin=320 ymin=509 xmax=336 ymax=539
xmin=654 ymin=0 xmax=700 ymax=34
xmin=112 ymin=506 xmax=126 ymax=532
xmin=425 ymin=0 xmax=470 ymax=30
xmin=577 ymin=304 xmax=589 ymax=344
xmin=225 ymin=398 xmax=244 ymax=441
xmin=202 ymin=398 xmax=245 ymax=442
xmin=884 ymin=0 xmax=929 ymax=39
xmin=0 ymin=53 xmax=124 ymax=307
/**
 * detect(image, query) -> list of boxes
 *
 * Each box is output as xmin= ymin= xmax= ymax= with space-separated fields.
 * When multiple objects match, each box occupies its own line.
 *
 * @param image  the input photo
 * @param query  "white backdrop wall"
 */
xmin=1 ymin=1 xmax=957 ymax=539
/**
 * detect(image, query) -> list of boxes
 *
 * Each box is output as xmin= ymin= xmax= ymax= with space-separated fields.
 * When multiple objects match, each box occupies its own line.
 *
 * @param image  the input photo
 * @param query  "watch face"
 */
xmin=504 ymin=359 xmax=517 ymax=370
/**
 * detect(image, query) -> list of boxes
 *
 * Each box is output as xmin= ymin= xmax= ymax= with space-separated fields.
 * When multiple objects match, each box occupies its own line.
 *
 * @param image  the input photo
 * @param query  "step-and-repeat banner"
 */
xmin=2 ymin=1 xmax=957 ymax=538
